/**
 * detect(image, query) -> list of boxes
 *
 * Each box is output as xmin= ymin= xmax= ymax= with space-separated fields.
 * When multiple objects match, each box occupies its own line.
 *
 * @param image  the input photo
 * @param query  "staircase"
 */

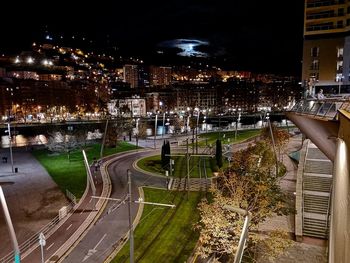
xmin=302 ymin=143 xmax=332 ymax=239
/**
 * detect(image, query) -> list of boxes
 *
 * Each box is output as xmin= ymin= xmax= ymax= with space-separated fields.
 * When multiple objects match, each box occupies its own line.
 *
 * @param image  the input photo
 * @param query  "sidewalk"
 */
xmin=0 ymin=147 xmax=68 ymax=258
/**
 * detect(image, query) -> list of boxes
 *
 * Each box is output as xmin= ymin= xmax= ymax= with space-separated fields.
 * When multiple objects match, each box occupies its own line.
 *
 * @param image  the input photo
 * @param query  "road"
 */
xmin=62 ymin=150 xmax=165 ymax=263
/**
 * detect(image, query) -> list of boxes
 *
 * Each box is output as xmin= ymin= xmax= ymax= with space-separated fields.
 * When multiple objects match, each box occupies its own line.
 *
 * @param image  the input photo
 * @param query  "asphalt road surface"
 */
xmin=63 ymin=150 xmax=165 ymax=263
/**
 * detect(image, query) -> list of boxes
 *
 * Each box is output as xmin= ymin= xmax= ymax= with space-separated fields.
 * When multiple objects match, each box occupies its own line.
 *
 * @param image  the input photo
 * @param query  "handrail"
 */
xmin=287 ymin=98 xmax=350 ymax=120
xmin=301 ymin=140 xmax=310 ymax=236
xmin=325 ymin=183 xmax=333 ymax=237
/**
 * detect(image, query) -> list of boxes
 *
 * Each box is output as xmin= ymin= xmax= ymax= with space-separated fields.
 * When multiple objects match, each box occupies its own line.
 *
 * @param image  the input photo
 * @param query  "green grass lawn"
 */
xmin=197 ymin=129 xmax=261 ymax=147
xmin=112 ymin=188 xmax=201 ymax=263
xmin=137 ymin=155 xmax=213 ymax=178
xmin=33 ymin=142 xmax=139 ymax=198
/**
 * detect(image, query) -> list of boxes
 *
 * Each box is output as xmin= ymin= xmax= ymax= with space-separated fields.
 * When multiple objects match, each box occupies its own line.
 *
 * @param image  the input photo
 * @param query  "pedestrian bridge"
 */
xmin=290 ymin=97 xmax=350 ymax=121
xmin=285 ymin=98 xmax=350 ymax=161
xmin=286 ymin=97 xmax=350 ymax=263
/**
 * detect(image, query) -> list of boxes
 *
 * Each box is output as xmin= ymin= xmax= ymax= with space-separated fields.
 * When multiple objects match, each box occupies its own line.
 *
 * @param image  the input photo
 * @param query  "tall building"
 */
xmin=123 ymin=64 xmax=139 ymax=88
xmin=150 ymin=66 xmax=172 ymax=87
xmin=302 ymin=0 xmax=350 ymax=95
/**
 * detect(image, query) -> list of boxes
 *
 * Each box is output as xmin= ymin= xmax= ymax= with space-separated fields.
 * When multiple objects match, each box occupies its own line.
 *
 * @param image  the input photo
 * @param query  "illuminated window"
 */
xmin=311 ymin=59 xmax=319 ymax=70
xmin=337 ymin=47 xmax=344 ymax=58
xmin=311 ymin=47 xmax=319 ymax=57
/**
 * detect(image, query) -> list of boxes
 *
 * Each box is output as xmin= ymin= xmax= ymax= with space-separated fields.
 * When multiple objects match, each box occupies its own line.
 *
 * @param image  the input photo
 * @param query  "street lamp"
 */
xmin=154 ymin=113 xmax=158 ymax=149
xmin=0 ymin=182 xmax=20 ymax=263
xmin=125 ymin=170 xmax=175 ymax=263
xmin=127 ymin=169 xmax=134 ymax=263
xmin=195 ymin=108 xmax=200 ymax=154
xmin=6 ymin=123 xmax=14 ymax=173
xmin=162 ymin=112 xmax=166 ymax=138
xmin=223 ymin=205 xmax=251 ymax=263
xmin=266 ymin=116 xmax=278 ymax=176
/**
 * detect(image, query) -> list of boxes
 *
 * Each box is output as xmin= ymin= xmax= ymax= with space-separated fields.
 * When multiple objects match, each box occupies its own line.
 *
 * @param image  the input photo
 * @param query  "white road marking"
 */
xmin=46 ymin=242 xmax=55 ymax=251
xmin=66 ymin=224 xmax=72 ymax=231
xmin=82 ymin=234 xmax=107 ymax=262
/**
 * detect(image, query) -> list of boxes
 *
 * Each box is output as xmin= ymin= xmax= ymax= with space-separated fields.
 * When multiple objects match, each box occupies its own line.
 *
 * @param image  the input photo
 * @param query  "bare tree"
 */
xmin=46 ymin=131 xmax=83 ymax=161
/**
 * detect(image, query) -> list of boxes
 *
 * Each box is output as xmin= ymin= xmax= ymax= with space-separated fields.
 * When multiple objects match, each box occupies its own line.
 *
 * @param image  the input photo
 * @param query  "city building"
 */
xmin=123 ymin=64 xmax=139 ymax=88
xmin=302 ymin=0 xmax=350 ymax=95
xmin=108 ymin=96 xmax=146 ymax=117
xmin=149 ymin=66 xmax=172 ymax=87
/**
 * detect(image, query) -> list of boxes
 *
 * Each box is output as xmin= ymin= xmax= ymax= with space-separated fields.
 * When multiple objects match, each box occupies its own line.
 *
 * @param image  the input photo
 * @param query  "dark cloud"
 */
xmin=0 ymin=1 xmax=304 ymax=75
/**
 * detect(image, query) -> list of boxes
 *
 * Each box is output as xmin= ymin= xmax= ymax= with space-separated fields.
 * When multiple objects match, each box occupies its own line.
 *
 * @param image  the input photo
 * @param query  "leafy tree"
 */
xmin=261 ymin=123 xmax=290 ymax=161
xmin=216 ymin=139 xmax=223 ymax=168
xmin=196 ymin=141 xmax=293 ymax=261
xmin=137 ymin=121 xmax=148 ymax=139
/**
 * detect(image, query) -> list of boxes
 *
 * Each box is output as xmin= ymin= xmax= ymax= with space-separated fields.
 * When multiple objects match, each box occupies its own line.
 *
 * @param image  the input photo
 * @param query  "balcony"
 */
xmin=306 ymin=12 xmax=336 ymax=20
xmin=306 ymin=24 xmax=335 ymax=31
xmin=307 ymin=0 xmax=344 ymax=8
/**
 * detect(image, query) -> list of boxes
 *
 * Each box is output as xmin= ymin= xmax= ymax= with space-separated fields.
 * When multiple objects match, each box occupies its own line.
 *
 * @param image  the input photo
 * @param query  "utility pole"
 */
xmin=127 ymin=169 xmax=134 ymax=263
xmin=100 ymin=118 xmax=109 ymax=159
xmin=196 ymin=110 xmax=200 ymax=154
xmin=154 ymin=113 xmax=158 ymax=149
xmin=125 ymin=170 xmax=175 ymax=263
xmin=162 ymin=112 xmax=165 ymax=138
xmin=39 ymin=232 xmax=46 ymax=263
xmin=0 ymin=184 xmax=20 ymax=263
xmin=167 ymin=140 xmax=213 ymax=199
xmin=7 ymin=123 xmax=14 ymax=173
xmin=186 ymin=139 xmax=190 ymax=199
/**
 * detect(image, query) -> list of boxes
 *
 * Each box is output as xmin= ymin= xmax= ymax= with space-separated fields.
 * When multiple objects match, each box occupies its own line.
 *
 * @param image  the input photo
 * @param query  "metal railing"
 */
xmin=0 ymin=201 xmax=76 ymax=263
xmin=288 ymin=98 xmax=350 ymax=120
xmin=325 ymin=183 xmax=333 ymax=237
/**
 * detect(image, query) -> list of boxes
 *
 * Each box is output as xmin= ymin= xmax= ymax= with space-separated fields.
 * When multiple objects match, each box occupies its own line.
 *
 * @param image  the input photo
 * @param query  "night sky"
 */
xmin=1 ymin=1 xmax=304 ymax=75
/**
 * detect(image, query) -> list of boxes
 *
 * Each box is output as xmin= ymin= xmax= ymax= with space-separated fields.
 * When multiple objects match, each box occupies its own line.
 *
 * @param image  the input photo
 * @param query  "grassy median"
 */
xmin=112 ymin=188 xmax=201 ymax=263
xmin=33 ymin=142 xmax=138 ymax=198
xmin=197 ymin=129 xmax=261 ymax=147
xmin=137 ymin=155 xmax=213 ymax=178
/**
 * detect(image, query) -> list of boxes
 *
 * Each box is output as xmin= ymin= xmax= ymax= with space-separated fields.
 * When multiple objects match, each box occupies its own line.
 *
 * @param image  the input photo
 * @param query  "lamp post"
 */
xmin=82 ymin=150 xmax=97 ymax=209
xmin=154 ymin=113 xmax=158 ymax=149
xmin=162 ymin=112 xmax=166 ymax=138
xmin=0 ymin=182 xmax=20 ymax=263
xmin=266 ymin=117 xmax=278 ymax=176
xmin=195 ymin=108 xmax=200 ymax=154
xmin=100 ymin=118 xmax=109 ymax=159
xmin=127 ymin=169 xmax=134 ymax=263
xmin=223 ymin=205 xmax=251 ymax=263
xmin=6 ymin=123 xmax=14 ymax=173
xmin=125 ymin=169 xmax=175 ymax=263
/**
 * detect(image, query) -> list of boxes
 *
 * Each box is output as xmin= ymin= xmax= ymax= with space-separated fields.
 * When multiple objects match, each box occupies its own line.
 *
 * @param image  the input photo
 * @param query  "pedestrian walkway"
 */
xmin=0 ymin=147 xmax=68 ymax=259
xmin=257 ymin=136 xmax=328 ymax=263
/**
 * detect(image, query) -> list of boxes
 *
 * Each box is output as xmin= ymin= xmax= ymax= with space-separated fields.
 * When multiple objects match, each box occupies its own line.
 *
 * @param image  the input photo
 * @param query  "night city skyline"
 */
xmin=1 ymin=1 xmax=304 ymax=75
xmin=1 ymin=1 xmax=350 ymax=262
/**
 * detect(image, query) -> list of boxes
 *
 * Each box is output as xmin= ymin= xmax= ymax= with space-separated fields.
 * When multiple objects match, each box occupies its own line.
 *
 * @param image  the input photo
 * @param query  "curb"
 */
xmin=55 ymin=156 xmax=114 ymax=262
xmin=103 ymin=186 xmax=145 ymax=263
